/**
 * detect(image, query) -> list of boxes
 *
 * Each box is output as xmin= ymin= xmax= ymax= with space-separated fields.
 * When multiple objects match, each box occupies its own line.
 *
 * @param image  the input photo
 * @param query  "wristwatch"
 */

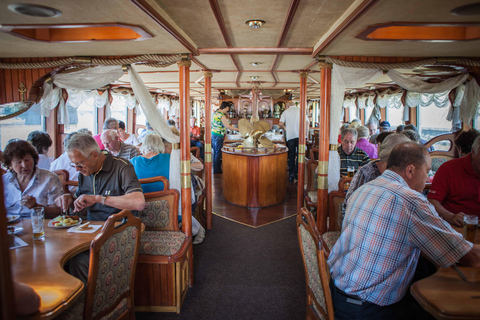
xmin=101 ymin=195 xmax=108 ymax=205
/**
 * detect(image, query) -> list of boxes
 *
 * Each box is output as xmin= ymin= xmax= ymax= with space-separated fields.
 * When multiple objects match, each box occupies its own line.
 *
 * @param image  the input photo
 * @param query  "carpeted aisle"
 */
xmin=136 ymin=214 xmax=306 ymax=320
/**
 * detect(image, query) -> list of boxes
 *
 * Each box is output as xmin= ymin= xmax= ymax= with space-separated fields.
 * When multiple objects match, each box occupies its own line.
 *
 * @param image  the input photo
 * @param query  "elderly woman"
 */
xmin=130 ymin=134 xmax=206 ymax=244
xmin=27 ymin=131 xmax=53 ymax=170
xmin=341 ymin=134 xmax=411 ymax=219
xmin=3 ymin=140 xmax=62 ymax=218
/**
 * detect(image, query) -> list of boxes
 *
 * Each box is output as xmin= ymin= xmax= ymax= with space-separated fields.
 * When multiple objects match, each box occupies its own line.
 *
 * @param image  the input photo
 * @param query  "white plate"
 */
xmin=12 ymin=227 xmax=24 ymax=234
xmin=48 ymin=218 xmax=82 ymax=229
xmin=6 ymin=215 xmax=21 ymax=223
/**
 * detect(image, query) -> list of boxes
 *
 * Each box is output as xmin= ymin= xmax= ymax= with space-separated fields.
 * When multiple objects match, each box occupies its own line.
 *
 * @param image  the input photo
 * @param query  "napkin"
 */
xmin=10 ymin=236 xmax=28 ymax=249
xmin=67 ymin=224 xmax=102 ymax=233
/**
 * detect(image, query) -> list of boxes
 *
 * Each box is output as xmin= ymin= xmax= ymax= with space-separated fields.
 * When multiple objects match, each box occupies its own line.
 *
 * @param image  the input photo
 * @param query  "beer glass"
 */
xmin=463 ymin=215 xmax=478 ymax=243
xmin=347 ymin=166 xmax=355 ymax=178
xmin=31 ymin=207 xmax=45 ymax=241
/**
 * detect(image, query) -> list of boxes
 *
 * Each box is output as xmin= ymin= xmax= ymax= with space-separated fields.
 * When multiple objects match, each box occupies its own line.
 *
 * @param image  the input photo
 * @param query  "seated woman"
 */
xmin=118 ymin=120 xmax=141 ymax=147
xmin=27 ymin=131 xmax=53 ymax=170
xmin=130 ymin=134 xmax=205 ymax=244
xmin=2 ymin=140 xmax=62 ymax=218
xmin=341 ymin=134 xmax=411 ymax=221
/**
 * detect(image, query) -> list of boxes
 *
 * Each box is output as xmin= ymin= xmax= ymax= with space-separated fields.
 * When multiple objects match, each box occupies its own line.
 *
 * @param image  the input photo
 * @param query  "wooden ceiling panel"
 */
xmin=283 ymin=0 xmax=356 ymax=47
xmin=193 ymin=54 xmax=237 ymax=70
xmin=218 ymin=0 xmax=292 ymax=47
xmin=275 ymin=55 xmax=317 ymax=70
xmin=236 ymin=55 xmax=276 ymax=71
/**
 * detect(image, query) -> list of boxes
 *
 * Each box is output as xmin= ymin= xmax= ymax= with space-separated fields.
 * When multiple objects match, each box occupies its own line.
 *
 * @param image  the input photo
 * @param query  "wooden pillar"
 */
xmin=0 ymin=180 xmax=15 ymax=319
xmin=177 ymin=59 xmax=192 ymax=238
xmin=45 ymin=107 xmax=61 ymax=158
xmin=317 ymin=63 xmax=332 ymax=233
xmin=204 ymin=71 xmax=213 ymax=230
xmin=297 ymin=72 xmax=308 ymax=215
xmin=252 ymin=85 xmax=259 ymax=122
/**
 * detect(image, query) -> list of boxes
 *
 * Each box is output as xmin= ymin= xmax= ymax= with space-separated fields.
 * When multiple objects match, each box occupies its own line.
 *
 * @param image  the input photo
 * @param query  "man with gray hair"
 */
xmin=367 ymin=120 xmax=379 ymax=144
xmin=101 ymin=129 xmax=140 ymax=160
xmin=55 ymin=133 xmax=145 ymax=221
xmin=329 ymin=142 xmax=480 ymax=319
xmin=355 ymin=126 xmax=378 ymax=159
xmin=428 ymin=135 xmax=480 ymax=226
xmin=92 ymin=117 xmax=119 ymax=150
xmin=338 ymin=128 xmax=370 ymax=177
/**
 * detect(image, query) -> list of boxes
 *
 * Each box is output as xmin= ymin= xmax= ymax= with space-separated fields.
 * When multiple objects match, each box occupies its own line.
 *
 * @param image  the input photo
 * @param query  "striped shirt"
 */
xmin=116 ymin=142 xmax=140 ymax=160
xmin=328 ymin=170 xmax=472 ymax=306
xmin=338 ymin=145 xmax=370 ymax=176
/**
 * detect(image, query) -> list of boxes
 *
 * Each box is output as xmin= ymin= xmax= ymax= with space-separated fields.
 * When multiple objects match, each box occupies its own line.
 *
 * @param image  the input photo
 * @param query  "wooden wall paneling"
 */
xmin=25 ymin=59 xmax=33 ymax=100
xmin=31 ymin=58 xmax=40 ymax=101
xmin=222 ymin=153 xmax=249 ymax=206
xmin=4 ymin=60 xmax=13 ymax=103
xmin=11 ymin=59 xmax=19 ymax=102
xmin=380 ymin=107 xmax=386 ymax=121
xmin=127 ymin=107 xmax=135 ymax=134
xmin=409 ymin=106 xmax=417 ymax=126
xmin=360 ymin=108 xmax=365 ymax=125
xmin=0 ymin=67 xmax=6 ymax=105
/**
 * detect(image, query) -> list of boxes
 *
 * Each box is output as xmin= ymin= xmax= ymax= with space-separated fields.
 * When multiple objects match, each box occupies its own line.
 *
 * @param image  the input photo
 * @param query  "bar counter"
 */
xmin=222 ymin=145 xmax=288 ymax=208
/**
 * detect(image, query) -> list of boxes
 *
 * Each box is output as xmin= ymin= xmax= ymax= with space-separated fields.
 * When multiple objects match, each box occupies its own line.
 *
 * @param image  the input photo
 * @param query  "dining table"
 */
xmin=411 ymin=224 xmax=480 ymax=320
xmin=9 ymin=217 xmax=104 ymax=319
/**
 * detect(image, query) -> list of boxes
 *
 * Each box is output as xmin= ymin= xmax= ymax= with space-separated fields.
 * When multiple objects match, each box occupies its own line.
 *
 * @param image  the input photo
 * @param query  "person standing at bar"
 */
xmin=280 ymin=102 xmax=301 ymax=181
xmin=211 ymin=101 xmax=236 ymax=174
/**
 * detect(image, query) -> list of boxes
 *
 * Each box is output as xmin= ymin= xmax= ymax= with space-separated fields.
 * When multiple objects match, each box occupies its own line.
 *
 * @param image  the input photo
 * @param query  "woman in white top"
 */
xmin=27 ymin=131 xmax=53 ymax=170
xmin=118 ymin=120 xmax=140 ymax=146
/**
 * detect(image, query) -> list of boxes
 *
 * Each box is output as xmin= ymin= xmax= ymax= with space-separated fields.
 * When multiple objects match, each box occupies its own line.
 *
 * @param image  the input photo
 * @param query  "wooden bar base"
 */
xmin=222 ymin=148 xmax=288 ymax=208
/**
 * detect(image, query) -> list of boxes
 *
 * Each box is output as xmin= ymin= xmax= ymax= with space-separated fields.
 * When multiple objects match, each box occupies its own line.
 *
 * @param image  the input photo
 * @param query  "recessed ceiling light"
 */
xmin=8 ymin=4 xmax=62 ymax=17
xmin=451 ymin=3 xmax=480 ymax=16
xmin=245 ymin=19 xmax=266 ymax=29
xmin=251 ymin=76 xmax=259 ymax=80
xmin=251 ymin=62 xmax=260 ymax=67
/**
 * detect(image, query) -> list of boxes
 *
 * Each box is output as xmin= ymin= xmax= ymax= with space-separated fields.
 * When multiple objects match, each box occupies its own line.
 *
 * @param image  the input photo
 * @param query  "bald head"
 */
xmin=101 ymin=129 xmax=121 ymax=154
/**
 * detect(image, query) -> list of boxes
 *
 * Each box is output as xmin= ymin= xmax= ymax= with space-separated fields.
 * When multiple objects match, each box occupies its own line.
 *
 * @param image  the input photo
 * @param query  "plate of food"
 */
xmin=48 ymin=215 xmax=82 ymax=228
xmin=6 ymin=215 xmax=21 ymax=223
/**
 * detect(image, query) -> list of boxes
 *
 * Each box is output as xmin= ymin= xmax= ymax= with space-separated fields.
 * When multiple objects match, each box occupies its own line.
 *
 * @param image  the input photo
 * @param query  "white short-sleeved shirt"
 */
xmin=280 ymin=106 xmax=300 ymax=141
xmin=50 ymin=152 xmax=79 ymax=192
xmin=3 ymin=167 xmax=63 ymax=217
xmin=123 ymin=134 xmax=141 ymax=146
xmin=37 ymin=154 xmax=52 ymax=170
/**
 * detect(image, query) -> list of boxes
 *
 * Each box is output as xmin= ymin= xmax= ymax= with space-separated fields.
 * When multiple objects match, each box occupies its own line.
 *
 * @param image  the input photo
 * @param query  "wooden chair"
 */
xmin=308 ymin=147 xmax=319 ymax=161
xmin=138 ymin=176 xmax=169 ymax=191
xmin=424 ymin=133 xmax=458 ymax=172
xmin=57 ymin=210 xmax=142 ymax=320
xmin=321 ymin=191 xmax=345 ymax=254
xmin=304 ymin=160 xmax=318 ymax=213
xmin=52 ymin=169 xmax=70 ymax=194
xmin=134 ymin=188 xmax=192 ymax=313
xmin=297 ymin=208 xmax=334 ymax=320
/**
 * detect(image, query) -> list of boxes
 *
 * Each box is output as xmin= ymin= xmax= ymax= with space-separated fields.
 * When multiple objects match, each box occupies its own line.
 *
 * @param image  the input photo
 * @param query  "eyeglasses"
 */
xmin=70 ymin=151 xmax=94 ymax=169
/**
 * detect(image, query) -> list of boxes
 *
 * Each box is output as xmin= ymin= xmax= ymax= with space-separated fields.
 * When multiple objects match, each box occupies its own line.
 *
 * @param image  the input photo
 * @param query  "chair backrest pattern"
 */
xmin=299 ymin=224 xmax=327 ymax=319
xmin=139 ymin=200 xmax=170 ymax=229
xmin=92 ymin=225 xmax=138 ymax=318
xmin=431 ymin=156 xmax=451 ymax=172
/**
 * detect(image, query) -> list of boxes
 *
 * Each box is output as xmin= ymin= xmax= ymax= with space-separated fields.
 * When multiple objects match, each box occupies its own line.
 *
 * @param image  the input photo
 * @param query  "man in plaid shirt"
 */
xmin=328 ymin=142 xmax=480 ymax=320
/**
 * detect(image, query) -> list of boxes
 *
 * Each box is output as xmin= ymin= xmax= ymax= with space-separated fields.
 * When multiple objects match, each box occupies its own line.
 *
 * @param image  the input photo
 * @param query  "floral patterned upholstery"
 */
xmin=139 ymin=200 xmax=170 ymax=229
xmin=139 ymin=230 xmax=186 ymax=256
xmin=299 ymin=224 xmax=327 ymax=320
xmin=323 ymin=231 xmax=340 ymax=252
xmin=56 ymin=292 xmax=127 ymax=320
xmin=307 ymin=190 xmax=318 ymax=203
xmin=431 ymin=157 xmax=449 ymax=172
xmin=92 ymin=226 xmax=138 ymax=318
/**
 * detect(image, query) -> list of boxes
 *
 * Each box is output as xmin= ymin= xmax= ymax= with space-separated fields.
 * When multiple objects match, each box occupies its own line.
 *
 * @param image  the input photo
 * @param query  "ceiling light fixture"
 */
xmin=251 ymin=76 xmax=259 ymax=80
xmin=245 ymin=19 xmax=266 ymax=29
xmin=451 ymin=3 xmax=480 ymax=15
xmin=251 ymin=62 xmax=260 ymax=67
xmin=8 ymin=4 xmax=62 ymax=17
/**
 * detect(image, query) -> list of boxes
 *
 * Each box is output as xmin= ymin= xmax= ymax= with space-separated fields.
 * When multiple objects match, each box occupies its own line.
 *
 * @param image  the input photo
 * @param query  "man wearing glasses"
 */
xmin=55 ymin=133 xmax=145 ymax=221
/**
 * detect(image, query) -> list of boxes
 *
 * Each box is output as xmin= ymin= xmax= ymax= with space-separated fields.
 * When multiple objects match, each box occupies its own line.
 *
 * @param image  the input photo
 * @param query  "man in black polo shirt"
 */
xmin=55 ymin=133 xmax=145 ymax=219
xmin=339 ymin=128 xmax=370 ymax=177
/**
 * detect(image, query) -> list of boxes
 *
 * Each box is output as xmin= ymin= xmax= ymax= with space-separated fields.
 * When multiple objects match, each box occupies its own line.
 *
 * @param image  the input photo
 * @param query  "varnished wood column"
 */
xmin=177 ymin=59 xmax=192 ymax=238
xmin=204 ymin=71 xmax=213 ymax=230
xmin=317 ymin=62 xmax=332 ymax=233
xmin=297 ymin=72 xmax=308 ymax=215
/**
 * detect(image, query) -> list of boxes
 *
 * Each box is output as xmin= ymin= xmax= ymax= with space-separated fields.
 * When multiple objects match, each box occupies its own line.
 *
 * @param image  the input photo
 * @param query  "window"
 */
xmin=64 ymin=100 xmax=96 ymax=135
xmin=365 ymin=105 xmax=374 ymax=123
xmin=386 ymin=106 xmax=404 ymax=130
xmin=110 ymin=94 xmax=128 ymax=125
xmin=0 ymin=103 xmax=44 ymax=149
xmin=349 ymin=105 xmax=358 ymax=122
xmin=417 ymin=103 xmax=452 ymax=151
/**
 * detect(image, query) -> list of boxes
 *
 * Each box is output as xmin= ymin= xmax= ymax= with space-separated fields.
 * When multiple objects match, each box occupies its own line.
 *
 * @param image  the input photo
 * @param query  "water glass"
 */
xmin=31 ymin=207 xmax=45 ymax=241
xmin=463 ymin=215 xmax=478 ymax=243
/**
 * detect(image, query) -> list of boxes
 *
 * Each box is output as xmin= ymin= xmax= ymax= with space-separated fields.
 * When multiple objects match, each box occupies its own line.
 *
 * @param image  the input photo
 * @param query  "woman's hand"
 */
xmin=20 ymin=195 xmax=37 ymax=209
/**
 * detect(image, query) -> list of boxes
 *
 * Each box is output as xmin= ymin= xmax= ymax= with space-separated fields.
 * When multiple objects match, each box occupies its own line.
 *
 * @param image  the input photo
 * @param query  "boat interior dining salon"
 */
xmin=1 ymin=0 xmax=480 ymax=319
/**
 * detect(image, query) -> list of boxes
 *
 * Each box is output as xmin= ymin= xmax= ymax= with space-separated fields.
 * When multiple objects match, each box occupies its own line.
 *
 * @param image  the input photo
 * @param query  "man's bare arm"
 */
xmin=279 ymin=121 xmax=286 ymax=130
xmin=428 ymin=198 xmax=464 ymax=227
xmin=74 ymin=191 xmax=145 ymax=212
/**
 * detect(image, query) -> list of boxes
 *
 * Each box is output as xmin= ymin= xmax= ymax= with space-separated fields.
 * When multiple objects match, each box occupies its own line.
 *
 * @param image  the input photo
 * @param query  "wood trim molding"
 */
xmin=311 ymin=0 xmax=380 ymax=57
xmin=209 ymin=0 xmax=232 ymax=47
xmin=276 ymin=0 xmax=301 ymax=48
xmin=235 ymin=71 xmax=241 ymax=88
xmin=199 ymin=47 xmax=312 ymax=55
xmin=131 ymin=0 xmax=199 ymax=55
xmin=271 ymin=71 xmax=278 ymax=87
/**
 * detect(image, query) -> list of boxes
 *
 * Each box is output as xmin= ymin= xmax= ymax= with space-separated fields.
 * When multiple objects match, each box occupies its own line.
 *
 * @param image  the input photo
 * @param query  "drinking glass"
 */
xmin=31 ymin=207 xmax=45 ymax=241
xmin=347 ymin=166 xmax=355 ymax=178
xmin=463 ymin=215 xmax=478 ymax=243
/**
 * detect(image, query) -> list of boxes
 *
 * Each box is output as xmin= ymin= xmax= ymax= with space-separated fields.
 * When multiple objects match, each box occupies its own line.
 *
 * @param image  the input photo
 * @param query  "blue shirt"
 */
xmin=130 ymin=153 xmax=170 ymax=193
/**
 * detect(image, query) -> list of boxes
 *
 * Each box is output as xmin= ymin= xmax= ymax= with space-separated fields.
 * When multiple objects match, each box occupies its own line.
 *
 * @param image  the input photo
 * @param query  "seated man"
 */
xmin=355 ymin=126 xmax=378 ymax=159
xmin=338 ymin=128 xmax=370 ymax=177
xmin=190 ymin=116 xmax=204 ymax=160
xmin=92 ymin=117 xmax=118 ymax=150
xmin=101 ymin=129 xmax=140 ymax=160
xmin=428 ymin=136 xmax=480 ymax=226
xmin=55 ymin=133 xmax=145 ymax=282
xmin=367 ymin=120 xmax=379 ymax=144
xmin=328 ymin=142 xmax=480 ymax=320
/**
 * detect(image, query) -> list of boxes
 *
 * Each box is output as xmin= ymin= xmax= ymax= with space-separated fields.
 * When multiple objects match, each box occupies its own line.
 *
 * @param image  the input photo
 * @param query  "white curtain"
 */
xmin=31 ymin=82 xmax=62 ymax=118
xmin=458 ymin=79 xmax=480 ymax=125
xmin=330 ymin=65 xmax=383 ymax=192
xmin=128 ymin=65 xmax=186 ymax=215
xmin=53 ymin=66 xmax=124 ymax=90
xmin=387 ymin=70 xmax=468 ymax=93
